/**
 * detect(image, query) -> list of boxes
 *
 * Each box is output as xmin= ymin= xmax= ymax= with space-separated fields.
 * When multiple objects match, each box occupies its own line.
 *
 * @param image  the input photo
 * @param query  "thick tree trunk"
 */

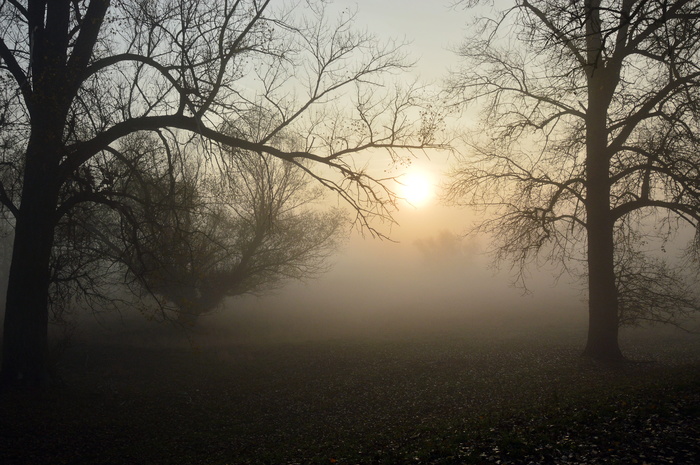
xmin=0 ymin=0 xmax=79 ymax=386
xmin=583 ymin=98 xmax=623 ymax=361
xmin=583 ymin=171 xmax=623 ymax=360
xmin=1 ymin=138 xmax=61 ymax=387
xmin=581 ymin=1 xmax=624 ymax=361
xmin=583 ymin=208 xmax=623 ymax=360
xmin=583 ymin=94 xmax=622 ymax=361
xmin=1 ymin=217 xmax=55 ymax=386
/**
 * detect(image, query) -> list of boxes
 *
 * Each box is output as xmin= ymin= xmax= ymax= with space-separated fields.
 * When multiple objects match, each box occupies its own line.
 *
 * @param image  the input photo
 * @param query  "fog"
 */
xmin=201 ymin=237 xmax=586 ymax=345
xmin=4 ymin=2 xmax=699 ymax=463
xmin=67 ymin=190 xmax=596 ymax=352
xmin=26 ymin=0 xmax=698 ymax=353
xmin=66 ymin=169 xmax=700 ymax=353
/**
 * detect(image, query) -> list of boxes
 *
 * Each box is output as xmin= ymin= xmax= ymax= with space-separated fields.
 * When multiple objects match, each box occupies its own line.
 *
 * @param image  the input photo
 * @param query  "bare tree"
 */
xmin=45 ymin=129 xmax=347 ymax=328
xmin=0 ymin=0 xmax=440 ymax=387
xmin=446 ymin=0 xmax=700 ymax=360
xmin=116 ymin=134 xmax=347 ymax=326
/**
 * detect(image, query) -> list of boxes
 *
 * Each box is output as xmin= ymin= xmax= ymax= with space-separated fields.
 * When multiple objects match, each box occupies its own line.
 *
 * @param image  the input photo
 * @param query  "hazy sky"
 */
xmin=204 ymin=0 xmax=588 ymax=339
xmin=331 ymin=0 xmax=469 ymax=81
xmin=74 ymin=0 xmax=590 ymax=345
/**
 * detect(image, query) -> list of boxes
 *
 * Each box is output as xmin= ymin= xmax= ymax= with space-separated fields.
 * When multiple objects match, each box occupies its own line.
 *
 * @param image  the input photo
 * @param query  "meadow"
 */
xmin=1 ymin=307 xmax=699 ymax=464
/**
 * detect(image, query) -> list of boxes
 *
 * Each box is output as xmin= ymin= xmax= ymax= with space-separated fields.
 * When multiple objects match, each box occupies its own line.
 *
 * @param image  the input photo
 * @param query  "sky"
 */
xmin=330 ymin=0 xmax=469 ymax=82
xmin=78 ymin=0 xmax=589 ymax=344
xmin=190 ymin=0 xmax=588 ymax=343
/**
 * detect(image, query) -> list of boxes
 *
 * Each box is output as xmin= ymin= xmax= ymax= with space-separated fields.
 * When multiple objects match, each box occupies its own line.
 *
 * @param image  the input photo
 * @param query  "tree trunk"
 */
xmin=176 ymin=306 xmax=201 ymax=328
xmin=582 ymin=97 xmax=624 ymax=361
xmin=1 ymin=139 xmax=61 ymax=387
xmin=581 ymin=0 xmax=623 ymax=361
xmin=583 ymin=144 xmax=623 ymax=360
xmin=583 ymin=90 xmax=622 ymax=361
xmin=583 ymin=207 xmax=623 ymax=360
xmin=0 ymin=1 xmax=80 ymax=386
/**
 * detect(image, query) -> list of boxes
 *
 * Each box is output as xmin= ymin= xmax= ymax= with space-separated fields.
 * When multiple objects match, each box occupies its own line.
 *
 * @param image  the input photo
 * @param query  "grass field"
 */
xmin=1 ymin=309 xmax=699 ymax=464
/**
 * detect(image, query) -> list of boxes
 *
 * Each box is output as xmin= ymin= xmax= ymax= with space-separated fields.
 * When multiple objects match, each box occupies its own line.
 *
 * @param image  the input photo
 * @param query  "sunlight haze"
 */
xmin=211 ymin=0 xmax=574 ymax=332
xmin=398 ymin=169 xmax=434 ymax=207
xmin=4 ymin=2 xmax=700 ymax=463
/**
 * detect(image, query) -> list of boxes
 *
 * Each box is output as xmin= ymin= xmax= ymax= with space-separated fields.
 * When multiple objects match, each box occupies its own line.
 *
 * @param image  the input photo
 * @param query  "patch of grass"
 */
xmin=1 ymin=331 xmax=699 ymax=464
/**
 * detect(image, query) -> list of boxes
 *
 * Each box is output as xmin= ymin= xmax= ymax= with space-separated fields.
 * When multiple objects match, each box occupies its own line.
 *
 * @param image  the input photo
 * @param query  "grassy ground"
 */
xmin=1 ymin=321 xmax=699 ymax=464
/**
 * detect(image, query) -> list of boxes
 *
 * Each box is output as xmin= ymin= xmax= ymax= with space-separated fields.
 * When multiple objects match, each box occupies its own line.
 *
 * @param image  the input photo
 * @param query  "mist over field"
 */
xmin=70 ymin=222 xmax=588 ymax=349
xmin=64 ymin=194 xmax=700 ymax=352
xmin=2 ymin=1 xmax=700 ymax=464
xmin=26 ymin=224 xmax=699 ymax=465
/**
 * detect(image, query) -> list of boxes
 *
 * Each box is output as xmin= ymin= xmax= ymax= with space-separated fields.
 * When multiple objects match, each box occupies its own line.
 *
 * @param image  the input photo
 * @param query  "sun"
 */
xmin=399 ymin=170 xmax=433 ymax=207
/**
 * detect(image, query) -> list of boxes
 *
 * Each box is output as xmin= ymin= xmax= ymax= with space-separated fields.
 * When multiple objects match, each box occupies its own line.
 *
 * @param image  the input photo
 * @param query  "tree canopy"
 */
xmin=116 ymin=135 xmax=348 ymax=325
xmin=0 ymin=0 xmax=441 ymax=386
xmin=446 ymin=0 xmax=700 ymax=359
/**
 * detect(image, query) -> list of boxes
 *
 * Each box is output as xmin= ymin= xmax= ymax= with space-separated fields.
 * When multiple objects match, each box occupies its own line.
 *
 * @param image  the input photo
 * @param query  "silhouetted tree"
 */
xmin=116 ymin=134 xmax=347 ymax=326
xmin=447 ymin=0 xmax=700 ymax=360
xmin=0 ymin=0 xmax=439 ymax=386
xmin=45 ymin=130 xmax=346 ymax=327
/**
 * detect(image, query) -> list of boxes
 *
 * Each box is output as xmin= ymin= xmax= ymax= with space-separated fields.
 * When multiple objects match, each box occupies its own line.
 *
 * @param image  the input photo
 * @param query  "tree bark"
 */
xmin=583 ymin=88 xmax=623 ymax=361
xmin=0 ymin=0 xmax=83 ymax=387
xmin=1 ymin=140 xmax=61 ymax=387
xmin=583 ymin=196 xmax=623 ymax=360
xmin=581 ymin=0 xmax=624 ymax=361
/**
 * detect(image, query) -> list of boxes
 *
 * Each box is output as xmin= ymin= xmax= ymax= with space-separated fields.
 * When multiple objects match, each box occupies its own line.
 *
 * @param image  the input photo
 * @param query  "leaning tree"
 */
xmin=447 ymin=0 xmax=700 ymax=360
xmin=0 ymin=0 xmax=440 ymax=387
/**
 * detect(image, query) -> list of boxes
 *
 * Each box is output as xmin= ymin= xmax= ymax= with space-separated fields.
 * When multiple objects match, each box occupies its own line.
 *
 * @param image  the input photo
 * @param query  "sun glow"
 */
xmin=399 ymin=170 xmax=434 ymax=207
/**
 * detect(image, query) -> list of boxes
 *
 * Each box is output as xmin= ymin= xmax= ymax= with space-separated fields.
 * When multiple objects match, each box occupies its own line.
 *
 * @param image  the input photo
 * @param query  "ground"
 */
xmin=0 ymin=312 xmax=699 ymax=464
